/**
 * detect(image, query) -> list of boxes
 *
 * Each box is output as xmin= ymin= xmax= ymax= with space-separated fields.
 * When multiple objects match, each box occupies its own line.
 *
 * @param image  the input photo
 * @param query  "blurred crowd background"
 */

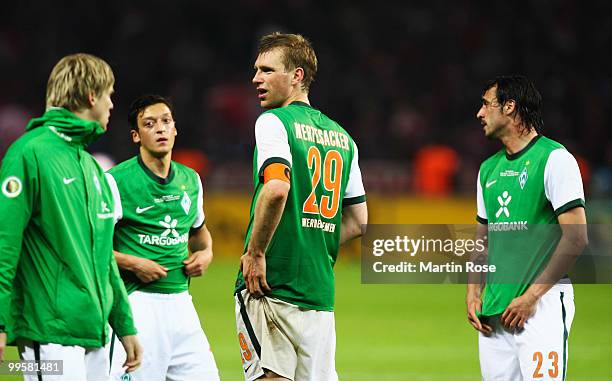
xmin=1 ymin=0 xmax=611 ymax=197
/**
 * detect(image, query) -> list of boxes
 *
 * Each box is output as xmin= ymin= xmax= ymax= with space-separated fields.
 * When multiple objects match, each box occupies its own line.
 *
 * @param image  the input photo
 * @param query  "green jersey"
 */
xmin=476 ymin=135 xmax=585 ymax=316
xmin=235 ymin=102 xmax=366 ymax=311
xmin=107 ymin=156 xmax=205 ymax=294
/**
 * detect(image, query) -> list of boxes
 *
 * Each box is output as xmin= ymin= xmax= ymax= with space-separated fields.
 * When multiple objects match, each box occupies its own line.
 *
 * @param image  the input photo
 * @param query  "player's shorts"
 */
xmin=109 ymin=290 xmax=219 ymax=381
xmin=479 ymin=283 xmax=575 ymax=381
xmin=235 ymin=289 xmax=338 ymax=381
xmin=18 ymin=339 xmax=110 ymax=381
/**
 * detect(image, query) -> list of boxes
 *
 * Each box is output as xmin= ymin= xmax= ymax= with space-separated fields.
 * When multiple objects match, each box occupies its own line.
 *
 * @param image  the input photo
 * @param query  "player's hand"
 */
xmin=240 ymin=252 xmax=271 ymax=298
xmin=183 ymin=248 xmax=213 ymax=277
xmin=119 ymin=334 xmax=143 ymax=373
xmin=132 ymin=257 xmax=168 ymax=283
xmin=466 ymin=292 xmax=492 ymax=334
xmin=502 ymin=293 xmax=538 ymax=329
xmin=0 ymin=332 xmax=7 ymax=362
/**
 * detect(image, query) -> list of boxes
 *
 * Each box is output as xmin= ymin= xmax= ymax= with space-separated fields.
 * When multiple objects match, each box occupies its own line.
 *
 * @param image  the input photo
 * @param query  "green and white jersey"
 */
xmin=476 ymin=135 xmax=585 ymax=316
xmin=235 ymin=102 xmax=366 ymax=311
xmin=106 ymin=156 xmax=204 ymax=294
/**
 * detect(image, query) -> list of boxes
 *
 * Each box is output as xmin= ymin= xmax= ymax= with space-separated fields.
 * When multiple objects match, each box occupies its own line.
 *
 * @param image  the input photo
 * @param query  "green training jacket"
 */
xmin=0 ymin=108 xmax=136 ymax=347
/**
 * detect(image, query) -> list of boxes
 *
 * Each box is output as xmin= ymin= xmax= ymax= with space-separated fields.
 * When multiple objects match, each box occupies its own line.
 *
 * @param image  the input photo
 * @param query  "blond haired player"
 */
xmin=235 ymin=33 xmax=368 ymax=381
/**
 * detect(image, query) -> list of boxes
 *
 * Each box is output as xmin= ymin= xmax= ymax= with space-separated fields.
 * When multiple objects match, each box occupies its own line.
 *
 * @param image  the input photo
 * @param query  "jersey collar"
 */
xmin=289 ymin=101 xmax=313 ymax=109
xmin=137 ymin=155 xmax=175 ymax=184
xmin=506 ymin=135 xmax=542 ymax=161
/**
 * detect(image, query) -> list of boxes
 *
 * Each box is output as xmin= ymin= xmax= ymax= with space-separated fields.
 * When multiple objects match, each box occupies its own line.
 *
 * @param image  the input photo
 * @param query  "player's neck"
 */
xmin=281 ymin=91 xmax=310 ymax=107
xmin=139 ymin=149 xmax=172 ymax=179
xmin=501 ymin=128 xmax=539 ymax=155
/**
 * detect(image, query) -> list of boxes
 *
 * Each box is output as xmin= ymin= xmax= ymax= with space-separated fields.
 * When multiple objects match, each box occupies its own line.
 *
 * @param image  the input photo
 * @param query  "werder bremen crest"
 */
xmin=181 ymin=191 xmax=191 ymax=214
xmin=519 ymin=166 xmax=528 ymax=189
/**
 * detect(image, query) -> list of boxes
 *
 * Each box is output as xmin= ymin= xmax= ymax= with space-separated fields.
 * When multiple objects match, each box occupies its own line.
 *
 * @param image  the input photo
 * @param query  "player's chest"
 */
xmin=482 ymin=159 xmax=546 ymax=219
xmin=120 ymin=182 xmax=198 ymax=229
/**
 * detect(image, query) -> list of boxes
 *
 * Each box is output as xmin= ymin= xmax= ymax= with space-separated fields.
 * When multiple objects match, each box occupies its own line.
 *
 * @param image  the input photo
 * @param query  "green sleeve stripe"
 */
xmin=258 ymin=157 xmax=292 ymax=179
xmin=343 ymin=194 xmax=366 ymax=206
xmin=554 ymin=198 xmax=585 ymax=216
xmin=476 ymin=215 xmax=488 ymax=224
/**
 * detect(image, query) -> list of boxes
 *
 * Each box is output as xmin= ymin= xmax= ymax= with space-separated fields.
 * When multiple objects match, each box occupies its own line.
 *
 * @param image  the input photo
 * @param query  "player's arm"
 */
xmin=242 ymin=177 xmax=290 ymax=297
xmin=108 ymin=253 xmax=143 ymax=371
xmin=502 ymin=149 xmax=587 ymax=329
xmin=242 ymin=113 xmax=292 ymax=297
xmin=184 ymin=224 xmax=213 ymax=277
xmin=114 ymin=251 xmax=168 ymax=283
xmin=0 ymin=147 xmax=37 ymax=361
xmin=466 ymin=170 xmax=492 ymax=333
xmin=502 ymin=207 xmax=587 ymax=329
xmin=340 ymin=141 xmax=367 ymax=245
xmin=340 ymin=202 xmax=368 ymax=244
xmin=466 ymin=222 xmax=492 ymax=334
xmin=105 ymin=173 xmax=167 ymax=283
xmin=107 ymin=251 xmax=142 ymax=372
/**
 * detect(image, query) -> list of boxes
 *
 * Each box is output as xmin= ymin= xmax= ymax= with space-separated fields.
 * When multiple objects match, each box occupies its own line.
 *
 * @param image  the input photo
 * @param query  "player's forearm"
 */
xmin=189 ymin=225 xmax=212 ymax=253
xmin=339 ymin=202 xmax=368 ymax=245
xmin=247 ymin=181 xmax=289 ymax=256
xmin=466 ymin=283 xmax=482 ymax=299
xmin=530 ymin=224 xmax=587 ymax=288
xmin=467 ymin=223 xmax=489 ymax=286
xmin=113 ymin=250 xmax=141 ymax=272
xmin=339 ymin=215 xmax=363 ymax=244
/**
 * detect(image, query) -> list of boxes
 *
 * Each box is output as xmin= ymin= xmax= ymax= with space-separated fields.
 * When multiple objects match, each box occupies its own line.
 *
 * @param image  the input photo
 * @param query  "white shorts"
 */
xmin=18 ymin=340 xmax=109 ymax=381
xmin=479 ymin=283 xmax=575 ymax=381
xmin=235 ymin=289 xmax=338 ymax=381
xmin=109 ymin=291 xmax=219 ymax=381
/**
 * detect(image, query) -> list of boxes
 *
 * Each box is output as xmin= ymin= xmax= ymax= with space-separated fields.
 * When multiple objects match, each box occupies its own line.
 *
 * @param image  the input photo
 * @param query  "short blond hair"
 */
xmin=258 ymin=32 xmax=318 ymax=92
xmin=45 ymin=53 xmax=114 ymax=112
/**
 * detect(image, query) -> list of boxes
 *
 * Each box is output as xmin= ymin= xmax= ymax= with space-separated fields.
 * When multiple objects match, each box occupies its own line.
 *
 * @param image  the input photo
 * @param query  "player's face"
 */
xmin=477 ymin=86 xmax=507 ymax=139
xmin=252 ymin=48 xmax=294 ymax=109
xmin=132 ymin=103 xmax=177 ymax=157
xmin=90 ymin=87 xmax=114 ymax=130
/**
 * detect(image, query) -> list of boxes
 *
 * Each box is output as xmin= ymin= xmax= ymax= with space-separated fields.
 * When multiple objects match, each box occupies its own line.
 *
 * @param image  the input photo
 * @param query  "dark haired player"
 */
xmin=106 ymin=95 xmax=219 ymax=380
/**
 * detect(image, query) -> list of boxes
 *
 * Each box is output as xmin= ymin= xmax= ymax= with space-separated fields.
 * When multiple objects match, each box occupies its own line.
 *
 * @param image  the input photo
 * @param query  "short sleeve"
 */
xmin=255 ymin=113 xmax=292 ymax=176
xmin=343 ymin=142 xmax=366 ymax=206
xmin=544 ymin=149 xmax=585 ymax=215
xmin=192 ymin=173 xmax=205 ymax=229
xmin=476 ymin=170 xmax=488 ymax=223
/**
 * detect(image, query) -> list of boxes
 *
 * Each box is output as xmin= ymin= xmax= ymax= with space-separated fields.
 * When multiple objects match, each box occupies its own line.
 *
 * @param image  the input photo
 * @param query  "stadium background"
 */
xmin=1 ymin=1 xmax=610 ymax=380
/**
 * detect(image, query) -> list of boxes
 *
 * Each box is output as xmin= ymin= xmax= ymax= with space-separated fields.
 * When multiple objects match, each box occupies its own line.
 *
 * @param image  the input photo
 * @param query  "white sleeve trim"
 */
xmin=476 ymin=170 xmax=487 ymax=220
xmin=544 ymin=149 xmax=585 ymax=211
xmin=255 ymin=113 xmax=292 ymax=174
xmin=105 ymin=173 xmax=122 ymax=224
xmin=344 ymin=142 xmax=366 ymax=199
xmin=192 ymin=173 xmax=205 ymax=229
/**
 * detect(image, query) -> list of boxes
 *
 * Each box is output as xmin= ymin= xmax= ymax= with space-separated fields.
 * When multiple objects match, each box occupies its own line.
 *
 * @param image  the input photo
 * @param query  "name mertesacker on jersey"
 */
xmin=294 ymin=122 xmax=350 ymax=150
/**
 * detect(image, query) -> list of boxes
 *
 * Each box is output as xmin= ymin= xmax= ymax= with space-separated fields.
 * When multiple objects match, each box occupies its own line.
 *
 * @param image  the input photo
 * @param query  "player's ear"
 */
xmin=87 ymin=92 xmax=97 ymax=107
xmin=503 ymin=100 xmax=516 ymax=116
xmin=131 ymin=129 xmax=141 ymax=144
xmin=293 ymin=67 xmax=305 ymax=87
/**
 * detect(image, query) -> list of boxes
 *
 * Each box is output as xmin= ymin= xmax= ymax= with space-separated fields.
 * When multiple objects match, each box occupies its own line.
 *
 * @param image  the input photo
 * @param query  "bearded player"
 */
xmin=234 ymin=32 xmax=368 ymax=381
xmin=106 ymin=95 xmax=219 ymax=380
xmin=467 ymin=75 xmax=588 ymax=381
